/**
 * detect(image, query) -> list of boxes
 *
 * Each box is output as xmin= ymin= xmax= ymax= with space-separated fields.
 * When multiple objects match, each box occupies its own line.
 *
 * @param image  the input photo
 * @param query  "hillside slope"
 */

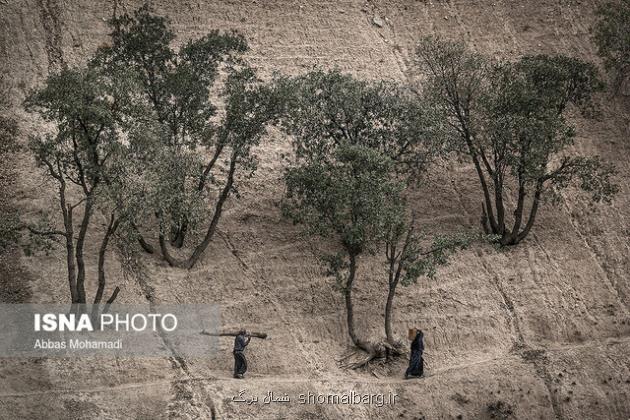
xmin=1 ymin=1 xmax=630 ymax=419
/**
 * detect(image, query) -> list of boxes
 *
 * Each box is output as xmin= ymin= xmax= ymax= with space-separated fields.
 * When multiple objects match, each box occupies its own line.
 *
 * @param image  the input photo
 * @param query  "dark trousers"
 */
xmin=405 ymin=350 xmax=424 ymax=377
xmin=233 ymin=351 xmax=247 ymax=376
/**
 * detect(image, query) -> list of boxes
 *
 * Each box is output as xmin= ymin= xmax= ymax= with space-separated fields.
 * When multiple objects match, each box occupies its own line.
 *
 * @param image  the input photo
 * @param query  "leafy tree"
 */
xmin=415 ymin=38 xmax=618 ymax=245
xmin=23 ymin=66 xmax=140 ymax=305
xmin=283 ymin=145 xmax=405 ymax=355
xmin=94 ymin=5 xmax=280 ymax=268
xmin=593 ymin=0 xmax=630 ymax=92
xmin=279 ymin=69 xmax=462 ymax=367
xmin=277 ymin=69 xmax=447 ymax=179
xmin=284 ymin=144 xmax=478 ymax=367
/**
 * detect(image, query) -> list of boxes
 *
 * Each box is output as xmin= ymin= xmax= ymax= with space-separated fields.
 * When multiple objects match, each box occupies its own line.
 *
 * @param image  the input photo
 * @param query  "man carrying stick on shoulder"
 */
xmin=200 ymin=328 xmax=267 ymax=379
xmin=233 ymin=329 xmax=251 ymax=379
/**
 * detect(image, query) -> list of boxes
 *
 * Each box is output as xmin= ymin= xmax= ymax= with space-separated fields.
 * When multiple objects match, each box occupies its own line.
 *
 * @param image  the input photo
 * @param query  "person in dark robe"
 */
xmin=405 ymin=328 xmax=424 ymax=379
xmin=233 ymin=329 xmax=251 ymax=379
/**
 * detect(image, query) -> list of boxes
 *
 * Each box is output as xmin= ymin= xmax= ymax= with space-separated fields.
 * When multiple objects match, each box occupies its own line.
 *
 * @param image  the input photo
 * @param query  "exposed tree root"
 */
xmin=338 ymin=339 xmax=406 ymax=370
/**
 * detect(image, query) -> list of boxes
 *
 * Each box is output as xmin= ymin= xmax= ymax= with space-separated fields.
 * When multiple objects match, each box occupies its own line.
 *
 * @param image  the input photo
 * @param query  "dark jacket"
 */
xmin=411 ymin=331 xmax=424 ymax=353
xmin=233 ymin=333 xmax=251 ymax=352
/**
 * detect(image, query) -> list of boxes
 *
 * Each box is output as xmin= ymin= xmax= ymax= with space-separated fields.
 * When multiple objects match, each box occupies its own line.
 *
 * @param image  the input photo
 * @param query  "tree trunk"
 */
xmin=494 ymin=173 xmax=506 ymax=235
xmin=158 ymin=154 xmax=238 ymax=269
xmin=456 ymin=118 xmax=499 ymax=235
xmin=505 ymin=180 xmax=527 ymax=245
xmin=198 ymin=143 xmax=225 ymax=191
xmin=58 ymin=182 xmax=78 ymax=304
xmin=384 ymin=281 xmax=397 ymax=345
xmin=446 ymin=77 xmax=499 ymax=235
xmin=94 ymin=214 xmax=119 ymax=304
xmin=515 ymin=183 xmax=543 ymax=244
xmin=137 ymin=234 xmax=155 ymax=254
xmin=129 ymin=222 xmax=155 ymax=254
xmin=63 ymin=207 xmax=78 ymax=303
xmin=337 ymin=249 xmax=406 ymax=369
xmin=159 ymin=232 xmax=185 ymax=268
xmin=345 ymin=252 xmax=369 ymax=351
xmin=75 ymin=197 xmax=94 ymax=303
xmin=170 ymin=221 xmax=187 ymax=248
xmin=184 ymin=155 xmax=237 ymax=268
xmin=168 ymin=142 xmax=226 ymax=249
xmin=384 ymin=224 xmax=412 ymax=345
xmin=469 ymin=144 xmax=499 ymax=234
xmin=385 ymin=247 xmax=397 ymax=345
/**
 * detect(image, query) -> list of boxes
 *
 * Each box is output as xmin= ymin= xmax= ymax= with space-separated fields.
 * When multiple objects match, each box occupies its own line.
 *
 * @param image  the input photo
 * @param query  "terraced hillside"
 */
xmin=1 ymin=0 xmax=629 ymax=419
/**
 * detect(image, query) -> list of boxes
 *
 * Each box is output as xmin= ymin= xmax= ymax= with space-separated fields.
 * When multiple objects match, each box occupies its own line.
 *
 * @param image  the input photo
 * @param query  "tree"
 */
xmin=95 ymin=5 xmax=279 ymax=268
xmin=283 ymin=145 xmax=405 ymax=357
xmin=279 ymin=69 xmax=457 ymax=367
xmin=156 ymin=65 xmax=281 ymax=268
xmin=284 ymin=145 xmax=479 ymax=368
xmin=24 ymin=66 xmax=140 ymax=305
xmin=277 ymin=69 xmax=447 ymax=180
xmin=593 ymin=0 xmax=630 ymax=93
xmin=415 ymin=38 xmax=618 ymax=245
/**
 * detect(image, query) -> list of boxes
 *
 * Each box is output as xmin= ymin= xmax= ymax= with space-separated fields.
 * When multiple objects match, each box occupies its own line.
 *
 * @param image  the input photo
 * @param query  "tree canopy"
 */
xmin=284 ymin=145 xmax=405 ymax=349
xmin=277 ymin=69 xmax=448 ymax=180
xmin=415 ymin=37 xmax=618 ymax=245
xmin=93 ymin=5 xmax=280 ymax=267
xmin=24 ymin=65 xmax=140 ymax=304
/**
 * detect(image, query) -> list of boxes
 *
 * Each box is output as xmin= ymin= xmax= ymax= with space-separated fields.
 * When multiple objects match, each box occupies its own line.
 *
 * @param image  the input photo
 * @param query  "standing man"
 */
xmin=233 ymin=329 xmax=251 ymax=379
xmin=405 ymin=328 xmax=424 ymax=379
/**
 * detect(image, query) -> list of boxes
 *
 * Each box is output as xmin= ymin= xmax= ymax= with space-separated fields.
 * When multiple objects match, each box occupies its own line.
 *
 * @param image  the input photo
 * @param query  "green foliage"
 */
xmin=284 ymin=144 xmax=411 ymax=347
xmin=484 ymin=54 xmax=615 ymax=200
xmin=415 ymin=36 xmax=489 ymax=155
xmin=24 ymin=64 xmax=144 ymax=229
xmin=93 ymin=5 xmax=277 ymax=253
xmin=95 ymin=4 xmax=248 ymax=148
xmin=277 ymin=69 xmax=448 ymax=180
xmin=500 ymin=55 xmax=604 ymax=115
xmin=385 ymin=210 xmax=494 ymax=287
xmin=283 ymin=145 xmax=405 ymax=256
xmin=565 ymin=156 xmax=618 ymax=203
xmin=24 ymin=63 xmax=145 ymax=258
xmin=25 ymin=66 xmax=137 ymax=193
xmin=415 ymin=37 xmax=618 ymax=245
xmin=593 ymin=0 xmax=630 ymax=90
xmin=23 ymin=63 xmax=145 ymax=302
xmin=400 ymin=231 xmax=487 ymax=287
xmin=221 ymin=65 xmax=282 ymax=171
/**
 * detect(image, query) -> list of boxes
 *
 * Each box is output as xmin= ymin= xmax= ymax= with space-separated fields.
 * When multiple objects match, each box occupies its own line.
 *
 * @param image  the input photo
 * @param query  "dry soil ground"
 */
xmin=1 ymin=0 xmax=630 ymax=419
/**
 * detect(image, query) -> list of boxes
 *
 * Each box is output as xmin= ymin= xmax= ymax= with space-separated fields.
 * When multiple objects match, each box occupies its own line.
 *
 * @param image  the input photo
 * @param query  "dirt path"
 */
xmin=2 ymin=334 xmax=628 ymax=399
